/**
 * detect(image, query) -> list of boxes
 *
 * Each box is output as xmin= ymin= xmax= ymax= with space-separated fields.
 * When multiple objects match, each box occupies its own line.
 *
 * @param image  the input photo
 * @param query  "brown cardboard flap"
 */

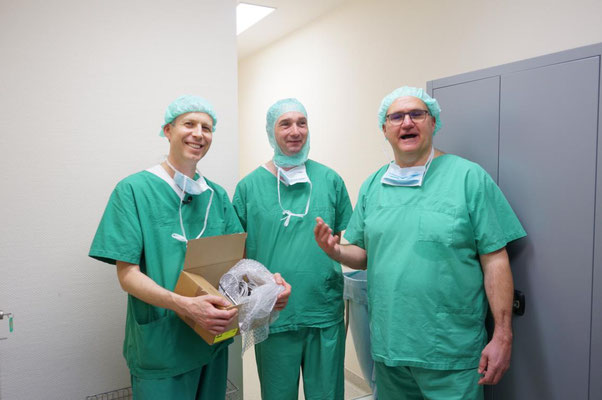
xmin=179 ymin=272 xmax=237 ymax=307
xmin=185 ymin=260 xmax=241 ymax=288
xmin=184 ymin=233 xmax=247 ymax=272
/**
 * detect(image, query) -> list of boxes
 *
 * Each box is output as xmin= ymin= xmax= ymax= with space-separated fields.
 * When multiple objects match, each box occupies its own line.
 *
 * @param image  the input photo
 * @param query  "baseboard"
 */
xmin=344 ymin=368 xmax=372 ymax=393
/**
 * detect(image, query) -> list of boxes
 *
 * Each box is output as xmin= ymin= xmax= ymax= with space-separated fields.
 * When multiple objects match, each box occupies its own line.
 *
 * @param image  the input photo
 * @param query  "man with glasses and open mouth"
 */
xmin=315 ymin=86 xmax=526 ymax=400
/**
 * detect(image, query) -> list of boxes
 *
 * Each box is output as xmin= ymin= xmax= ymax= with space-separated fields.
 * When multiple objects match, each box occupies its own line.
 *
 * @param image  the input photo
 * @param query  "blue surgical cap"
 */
xmin=159 ymin=95 xmax=218 ymax=136
xmin=377 ymin=86 xmax=442 ymax=135
xmin=266 ymin=98 xmax=310 ymax=167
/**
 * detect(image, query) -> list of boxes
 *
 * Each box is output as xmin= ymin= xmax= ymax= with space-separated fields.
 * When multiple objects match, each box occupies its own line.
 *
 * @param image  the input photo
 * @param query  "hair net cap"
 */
xmin=266 ymin=98 xmax=310 ymax=167
xmin=377 ymin=86 xmax=442 ymax=135
xmin=159 ymin=95 xmax=218 ymax=136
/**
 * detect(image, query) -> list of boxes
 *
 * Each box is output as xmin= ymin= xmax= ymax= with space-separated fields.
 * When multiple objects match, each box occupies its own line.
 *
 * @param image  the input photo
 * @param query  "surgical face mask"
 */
xmin=276 ymin=164 xmax=312 ymax=227
xmin=166 ymin=159 xmax=209 ymax=195
xmin=277 ymin=164 xmax=310 ymax=186
xmin=381 ymin=147 xmax=435 ymax=187
xmin=165 ymin=159 xmax=214 ymax=242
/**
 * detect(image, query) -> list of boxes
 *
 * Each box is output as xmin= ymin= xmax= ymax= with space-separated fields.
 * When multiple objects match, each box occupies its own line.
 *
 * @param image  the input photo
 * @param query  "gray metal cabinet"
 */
xmin=432 ymin=76 xmax=500 ymax=180
xmin=428 ymin=45 xmax=602 ymax=400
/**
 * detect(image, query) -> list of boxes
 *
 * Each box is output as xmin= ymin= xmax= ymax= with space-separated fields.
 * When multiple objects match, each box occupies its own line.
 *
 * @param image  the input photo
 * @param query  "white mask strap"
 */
xmin=423 ymin=146 xmax=435 ymax=177
xmin=194 ymin=187 xmax=214 ymax=240
xmin=277 ymin=168 xmax=312 ymax=227
xmin=171 ymin=186 xmax=214 ymax=243
xmin=172 ymin=198 xmax=188 ymax=242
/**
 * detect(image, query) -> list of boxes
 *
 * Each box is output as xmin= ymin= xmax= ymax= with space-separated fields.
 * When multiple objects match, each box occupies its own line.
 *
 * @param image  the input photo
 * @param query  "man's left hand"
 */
xmin=273 ymin=273 xmax=291 ymax=311
xmin=478 ymin=335 xmax=512 ymax=385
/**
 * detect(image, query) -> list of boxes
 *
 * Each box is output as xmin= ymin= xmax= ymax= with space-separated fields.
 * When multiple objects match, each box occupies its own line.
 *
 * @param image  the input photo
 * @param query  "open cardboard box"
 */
xmin=174 ymin=232 xmax=247 ymax=345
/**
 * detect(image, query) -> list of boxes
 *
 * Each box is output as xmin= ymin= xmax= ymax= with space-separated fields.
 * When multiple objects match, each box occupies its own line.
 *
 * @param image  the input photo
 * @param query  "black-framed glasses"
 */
xmin=386 ymin=109 xmax=430 ymax=125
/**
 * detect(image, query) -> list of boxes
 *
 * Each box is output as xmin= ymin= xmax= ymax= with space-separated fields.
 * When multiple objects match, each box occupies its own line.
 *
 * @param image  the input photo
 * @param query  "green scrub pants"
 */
xmin=131 ymin=346 xmax=228 ymax=400
xmin=375 ymin=362 xmax=483 ymax=400
xmin=255 ymin=321 xmax=345 ymax=400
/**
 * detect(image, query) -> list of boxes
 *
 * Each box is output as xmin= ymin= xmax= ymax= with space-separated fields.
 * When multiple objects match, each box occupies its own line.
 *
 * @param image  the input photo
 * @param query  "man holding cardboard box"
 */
xmin=89 ymin=95 xmax=290 ymax=399
xmin=233 ymin=98 xmax=353 ymax=400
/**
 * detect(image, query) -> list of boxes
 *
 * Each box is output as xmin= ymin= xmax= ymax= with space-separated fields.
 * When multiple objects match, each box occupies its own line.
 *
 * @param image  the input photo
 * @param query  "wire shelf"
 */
xmin=86 ymin=379 xmax=239 ymax=400
xmin=226 ymin=379 xmax=240 ymax=400
xmin=86 ymin=387 xmax=132 ymax=400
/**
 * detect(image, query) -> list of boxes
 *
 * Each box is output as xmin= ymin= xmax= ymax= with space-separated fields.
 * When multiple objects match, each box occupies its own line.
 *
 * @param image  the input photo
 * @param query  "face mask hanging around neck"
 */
xmin=381 ymin=147 xmax=435 ymax=187
xmin=276 ymin=164 xmax=310 ymax=186
xmin=164 ymin=159 xmax=214 ymax=243
xmin=276 ymin=167 xmax=312 ymax=227
xmin=165 ymin=159 xmax=209 ymax=195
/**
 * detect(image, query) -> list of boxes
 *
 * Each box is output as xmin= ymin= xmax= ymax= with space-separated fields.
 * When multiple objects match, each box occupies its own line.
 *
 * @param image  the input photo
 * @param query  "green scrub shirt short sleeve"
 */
xmin=90 ymin=180 xmax=143 ymax=265
xmin=333 ymin=176 xmax=353 ymax=234
xmin=232 ymin=183 xmax=248 ymax=231
xmin=233 ymin=160 xmax=351 ymax=332
xmin=344 ymin=168 xmax=386 ymax=249
xmin=221 ymin=189 xmax=244 ymax=235
xmin=89 ymin=171 xmax=242 ymax=379
xmin=341 ymin=157 xmax=526 ymax=370
xmin=466 ymin=168 xmax=526 ymax=255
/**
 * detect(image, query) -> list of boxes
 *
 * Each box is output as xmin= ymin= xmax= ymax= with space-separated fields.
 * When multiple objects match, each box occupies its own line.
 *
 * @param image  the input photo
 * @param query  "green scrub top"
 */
xmin=89 ymin=166 xmax=243 ymax=379
xmin=232 ymin=160 xmax=353 ymax=333
xmin=345 ymin=155 xmax=526 ymax=370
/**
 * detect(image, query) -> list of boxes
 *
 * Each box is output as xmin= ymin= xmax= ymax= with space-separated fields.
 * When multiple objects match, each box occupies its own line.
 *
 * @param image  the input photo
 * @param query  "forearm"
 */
xmin=116 ymin=261 xmax=187 ymax=314
xmin=314 ymin=220 xmax=367 ymax=269
xmin=337 ymin=244 xmax=367 ymax=270
xmin=481 ymin=248 xmax=514 ymax=342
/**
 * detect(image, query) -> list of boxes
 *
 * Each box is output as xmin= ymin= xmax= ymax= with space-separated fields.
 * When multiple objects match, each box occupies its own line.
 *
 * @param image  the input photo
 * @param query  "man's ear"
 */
xmin=163 ymin=124 xmax=172 ymax=141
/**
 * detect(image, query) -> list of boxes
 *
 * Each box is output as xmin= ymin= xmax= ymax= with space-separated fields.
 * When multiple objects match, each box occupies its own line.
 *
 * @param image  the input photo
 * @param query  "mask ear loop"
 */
xmin=168 ymin=160 xmax=213 ymax=242
xmin=277 ymin=169 xmax=288 ymax=225
xmin=172 ymin=177 xmax=189 ymax=243
xmin=277 ymin=168 xmax=312 ymax=227
xmin=171 ymin=187 xmax=215 ymax=243
xmin=193 ymin=187 xmax=214 ymax=240
xmin=422 ymin=146 xmax=436 ymax=180
xmin=301 ymin=181 xmax=312 ymax=215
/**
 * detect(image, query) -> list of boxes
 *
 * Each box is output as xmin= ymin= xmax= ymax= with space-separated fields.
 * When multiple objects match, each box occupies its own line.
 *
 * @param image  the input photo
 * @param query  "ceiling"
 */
xmin=237 ymin=0 xmax=351 ymax=60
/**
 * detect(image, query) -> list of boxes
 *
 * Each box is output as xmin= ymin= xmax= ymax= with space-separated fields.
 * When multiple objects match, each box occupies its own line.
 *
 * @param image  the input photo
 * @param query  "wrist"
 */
xmin=331 ymin=248 xmax=342 ymax=263
xmin=170 ymin=292 xmax=189 ymax=315
xmin=492 ymin=329 xmax=513 ymax=345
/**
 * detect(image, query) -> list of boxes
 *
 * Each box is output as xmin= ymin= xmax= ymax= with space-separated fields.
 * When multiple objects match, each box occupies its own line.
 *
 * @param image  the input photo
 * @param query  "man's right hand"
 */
xmin=180 ymin=295 xmax=238 ymax=335
xmin=314 ymin=217 xmax=341 ymax=261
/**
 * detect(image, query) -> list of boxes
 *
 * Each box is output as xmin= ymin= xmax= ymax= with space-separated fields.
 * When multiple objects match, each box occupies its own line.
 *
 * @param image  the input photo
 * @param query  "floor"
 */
xmin=344 ymin=378 xmax=373 ymax=400
xmin=243 ymin=344 xmax=373 ymax=400
xmin=344 ymin=367 xmax=373 ymax=400
xmin=86 ymin=373 xmax=371 ymax=400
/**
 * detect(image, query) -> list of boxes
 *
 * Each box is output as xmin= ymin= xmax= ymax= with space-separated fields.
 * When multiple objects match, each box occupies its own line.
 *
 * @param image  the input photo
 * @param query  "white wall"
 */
xmin=238 ymin=0 xmax=602 ymax=382
xmin=239 ymin=0 xmax=602 ymax=203
xmin=0 ymin=0 xmax=238 ymax=398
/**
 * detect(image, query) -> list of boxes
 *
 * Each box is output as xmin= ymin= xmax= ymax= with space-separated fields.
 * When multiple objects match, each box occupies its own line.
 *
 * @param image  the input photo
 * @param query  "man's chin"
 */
xmin=285 ymin=147 xmax=303 ymax=155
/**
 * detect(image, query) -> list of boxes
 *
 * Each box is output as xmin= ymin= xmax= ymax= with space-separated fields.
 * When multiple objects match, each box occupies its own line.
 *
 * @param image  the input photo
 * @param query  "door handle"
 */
xmin=0 ymin=310 xmax=14 ymax=333
xmin=513 ymin=290 xmax=525 ymax=316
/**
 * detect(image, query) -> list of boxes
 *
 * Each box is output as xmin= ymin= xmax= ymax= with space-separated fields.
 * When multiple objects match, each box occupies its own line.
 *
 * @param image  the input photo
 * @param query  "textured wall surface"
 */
xmin=0 ymin=1 xmax=238 ymax=398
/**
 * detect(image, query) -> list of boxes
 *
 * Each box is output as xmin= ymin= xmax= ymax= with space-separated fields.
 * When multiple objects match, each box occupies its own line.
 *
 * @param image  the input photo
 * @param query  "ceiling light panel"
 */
xmin=237 ymin=3 xmax=276 ymax=35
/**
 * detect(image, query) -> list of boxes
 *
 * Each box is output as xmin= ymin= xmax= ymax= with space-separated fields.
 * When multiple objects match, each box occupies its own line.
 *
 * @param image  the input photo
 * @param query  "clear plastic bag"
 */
xmin=219 ymin=259 xmax=283 ymax=354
